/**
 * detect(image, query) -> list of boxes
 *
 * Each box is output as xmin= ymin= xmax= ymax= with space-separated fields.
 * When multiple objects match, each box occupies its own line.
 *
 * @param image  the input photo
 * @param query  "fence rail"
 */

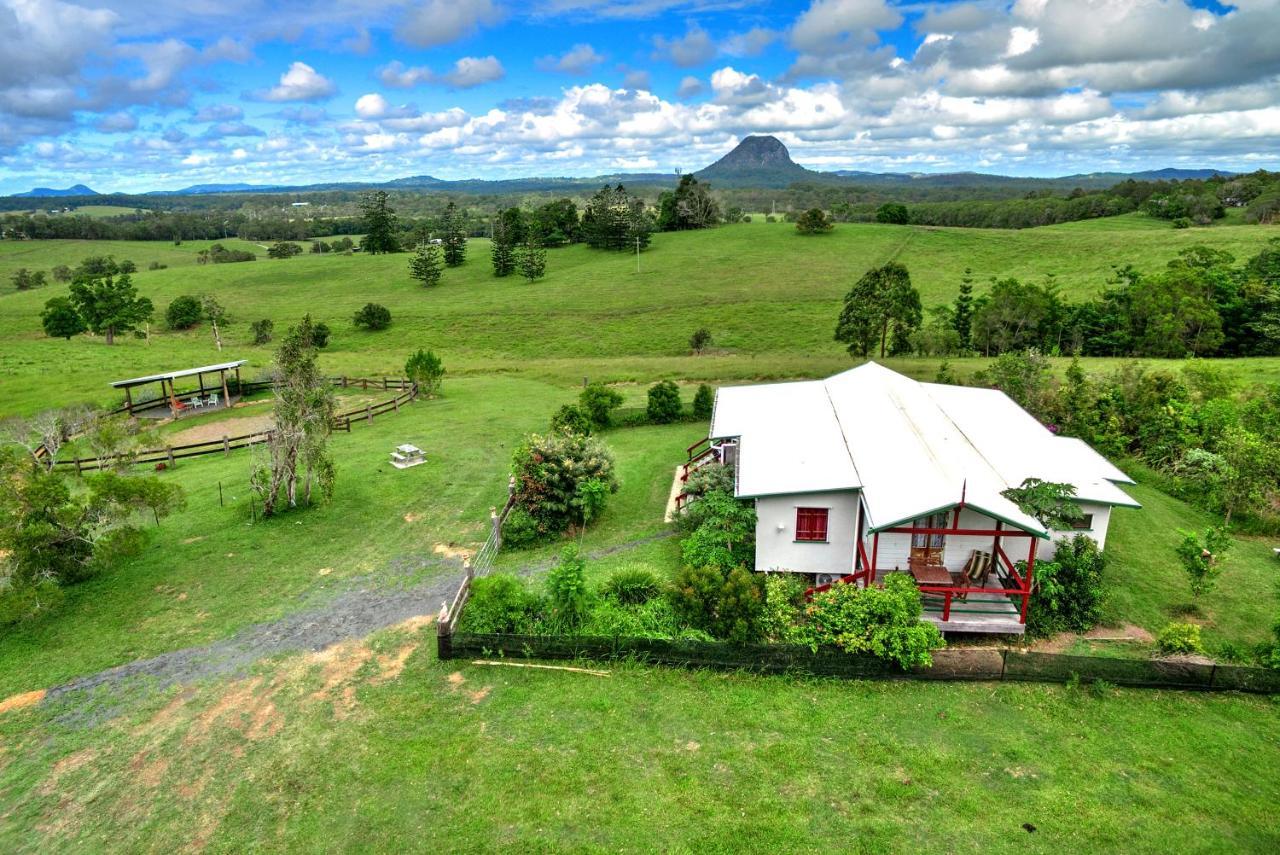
xmin=50 ymin=376 xmax=418 ymax=472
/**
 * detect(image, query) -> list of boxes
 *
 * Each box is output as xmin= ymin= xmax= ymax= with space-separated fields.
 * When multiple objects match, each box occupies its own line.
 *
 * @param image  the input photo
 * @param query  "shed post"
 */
xmin=123 ymin=386 xmax=134 ymax=416
xmin=870 ymin=532 xmax=880 ymax=581
xmin=234 ymin=365 xmax=242 ymax=393
xmin=220 ymin=369 xmax=231 ymax=407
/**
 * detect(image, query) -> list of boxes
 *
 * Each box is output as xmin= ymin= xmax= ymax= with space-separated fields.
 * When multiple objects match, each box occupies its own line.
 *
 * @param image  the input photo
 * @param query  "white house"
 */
xmin=688 ymin=362 xmax=1140 ymax=634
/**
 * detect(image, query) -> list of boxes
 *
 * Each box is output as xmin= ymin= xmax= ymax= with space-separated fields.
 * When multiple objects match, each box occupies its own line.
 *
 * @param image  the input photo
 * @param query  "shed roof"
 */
xmin=710 ymin=362 xmax=1138 ymax=535
xmin=110 ymin=360 xmax=247 ymax=388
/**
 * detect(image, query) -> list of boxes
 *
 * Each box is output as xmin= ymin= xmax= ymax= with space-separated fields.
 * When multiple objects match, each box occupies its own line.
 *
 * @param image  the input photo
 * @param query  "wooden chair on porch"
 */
xmin=950 ymin=550 xmax=993 ymax=600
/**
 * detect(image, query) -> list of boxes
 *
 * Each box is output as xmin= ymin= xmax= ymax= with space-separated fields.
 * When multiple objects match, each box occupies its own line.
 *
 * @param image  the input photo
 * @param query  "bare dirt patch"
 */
xmin=167 ymin=413 xmax=274 ymax=447
xmin=38 ymin=748 xmax=99 ymax=796
xmin=434 ymin=542 xmax=475 ymax=562
xmin=0 ymin=688 xmax=46 ymax=716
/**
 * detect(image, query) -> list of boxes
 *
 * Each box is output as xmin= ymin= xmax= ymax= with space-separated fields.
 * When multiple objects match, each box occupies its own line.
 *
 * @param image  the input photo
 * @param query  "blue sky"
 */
xmin=2 ymin=0 xmax=1279 ymax=194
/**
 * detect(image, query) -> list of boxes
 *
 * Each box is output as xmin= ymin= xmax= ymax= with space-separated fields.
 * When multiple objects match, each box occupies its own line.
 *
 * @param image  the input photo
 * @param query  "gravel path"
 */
xmin=42 ymin=530 xmax=677 ymax=720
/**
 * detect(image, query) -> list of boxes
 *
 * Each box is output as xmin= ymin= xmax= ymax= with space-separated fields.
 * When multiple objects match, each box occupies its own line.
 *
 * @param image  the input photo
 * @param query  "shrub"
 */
xmin=795 ymin=208 xmax=834 ymax=235
xmin=165 ymin=295 xmax=204 ymax=330
xmin=579 ymin=383 xmax=624 ymax=429
xmin=510 ymin=431 xmax=618 ymax=540
xmin=463 ymin=574 xmax=540 ymax=634
xmin=646 ymin=380 xmax=682 ymax=424
xmin=1156 ymin=622 xmax=1204 ymax=656
xmin=353 ymin=302 xmax=391 ymax=331
xmin=250 ymin=318 xmax=274 ymax=345
xmin=545 ymin=545 xmax=591 ymax=629
xmin=312 ymin=321 xmax=331 ymax=348
xmin=267 ymin=241 xmax=303 ymax=259
xmin=876 ymin=202 xmax=909 ymax=224
xmin=670 ymin=564 xmax=765 ymax=644
xmin=500 ymin=506 xmax=541 ymax=548
xmin=761 ymin=573 xmax=807 ymax=642
xmin=689 ymin=327 xmax=712 ymax=353
xmin=581 ymin=596 xmax=681 ymax=639
xmin=1176 ymin=525 xmax=1231 ymax=599
xmin=405 ymin=348 xmax=444 ymax=396
xmin=1026 ymin=534 xmax=1106 ymax=638
xmin=1267 ymin=615 xmax=1280 ymax=669
xmin=550 ymin=403 xmax=593 ymax=435
xmin=51 ymin=264 xmax=72 ymax=282
xmin=680 ymin=462 xmax=735 ymax=505
xmin=148 ymin=261 xmax=167 ymax=270
xmin=796 ymin=573 xmax=945 ymax=669
xmin=692 ymin=383 xmax=714 ymax=420
xmin=678 ymin=489 xmax=756 ymax=568
xmin=0 ymin=580 xmax=65 ymax=627
xmin=600 ymin=566 xmax=662 ymax=605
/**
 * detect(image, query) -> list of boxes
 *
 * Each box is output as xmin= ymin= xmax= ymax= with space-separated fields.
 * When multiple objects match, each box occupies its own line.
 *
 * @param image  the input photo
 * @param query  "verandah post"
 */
xmin=1021 ymin=537 xmax=1037 ymax=624
xmin=870 ymin=532 xmax=879 ymax=585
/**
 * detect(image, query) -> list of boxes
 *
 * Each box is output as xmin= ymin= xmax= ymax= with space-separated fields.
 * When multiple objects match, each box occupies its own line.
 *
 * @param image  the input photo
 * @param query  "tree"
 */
xmin=1002 ymin=478 xmax=1084 ymax=530
xmin=358 ymin=191 xmax=401 ymax=254
xmin=692 ymin=384 xmax=714 ymax=420
xmin=1129 ymin=267 xmax=1224 ymax=357
xmin=11 ymin=268 xmax=46 ymax=290
xmin=579 ymin=383 xmax=624 ymax=429
xmin=353 ymin=303 xmax=392 ymax=331
xmin=529 ymin=198 xmax=579 ymax=246
xmin=1176 ymin=525 xmax=1231 ymax=600
xmin=490 ymin=215 xmax=515 ymax=277
xmin=498 ymin=206 xmax=527 ymax=245
xmin=795 ymin=208 xmax=834 ymax=235
xmin=410 ymin=242 xmax=445 ymax=287
xmin=405 ymin=348 xmax=444 ymax=397
xmin=312 ymin=321 xmax=331 ymax=348
xmin=441 ymin=201 xmax=467 ymax=267
xmin=51 ymin=265 xmax=72 ymax=283
xmin=267 ymin=241 xmax=303 ymax=259
xmin=68 ymin=261 xmax=153 ymax=344
xmin=202 ymin=295 xmax=228 ymax=351
xmin=250 ymin=319 xmax=274 ymax=345
xmin=647 ymin=380 xmax=682 ymax=424
xmin=983 ymin=348 xmax=1055 ymax=420
xmin=41 ymin=296 xmax=86 ymax=340
xmin=165 ymin=295 xmax=203 ymax=330
xmin=657 ymin=174 xmax=721 ymax=231
xmin=689 ymin=327 xmax=712 ymax=354
xmin=953 ymin=270 xmax=975 ymax=350
xmin=875 ymin=202 xmax=909 ymax=224
xmin=582 ymin=184 xmax=651 ymax=251
xmin=834 ymin=262 xmax=921 ymax=358
xmin=1215 ymin=426 xmax=1280 ymax=525
xmin=250 ymin=316 xmax=336 ymax=517
xmin=516 ymin=240 xmax=546 ymax=282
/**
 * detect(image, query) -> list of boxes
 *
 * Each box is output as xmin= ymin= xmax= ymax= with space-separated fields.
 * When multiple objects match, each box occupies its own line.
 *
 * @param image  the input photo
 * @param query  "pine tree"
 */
xmin=409 ymin=242 xmax=444 ymax=287
xmin=490 ymin=216 xmax=515 ymax=277
xmin=358 ymin=191 xmax=400 ymax=254
xmin=953 ymin=269 xmax=975 ymax=350
xmin=442 ymin=201 xmax=467 ymax=267
xmin=516 ymin=240 xmax=547 ymax=283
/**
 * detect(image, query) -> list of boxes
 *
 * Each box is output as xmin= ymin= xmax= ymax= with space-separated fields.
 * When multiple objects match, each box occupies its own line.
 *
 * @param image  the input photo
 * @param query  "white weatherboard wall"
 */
xmin=755 ymin=491 xmax=860 ymax=576
xmin=1040 ymin=503 xmax=1114 ymax=557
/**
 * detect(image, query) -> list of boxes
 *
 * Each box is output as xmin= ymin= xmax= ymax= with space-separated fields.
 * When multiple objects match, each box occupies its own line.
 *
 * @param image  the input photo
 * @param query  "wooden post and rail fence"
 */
xmin=43 ymin=376 xmax=419 ymax=472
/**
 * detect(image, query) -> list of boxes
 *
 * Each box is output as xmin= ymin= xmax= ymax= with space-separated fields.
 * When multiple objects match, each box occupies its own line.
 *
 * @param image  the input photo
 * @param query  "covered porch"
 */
xmin=810 ymin=493 xmax=1049 ymax=636
xmin=111 ymin=360 xmax=247 ymax=420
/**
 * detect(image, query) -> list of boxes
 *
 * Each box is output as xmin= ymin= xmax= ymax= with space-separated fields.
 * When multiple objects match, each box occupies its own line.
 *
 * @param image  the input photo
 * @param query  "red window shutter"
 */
xmin=796 ymin=507 xmax=829 ymax=542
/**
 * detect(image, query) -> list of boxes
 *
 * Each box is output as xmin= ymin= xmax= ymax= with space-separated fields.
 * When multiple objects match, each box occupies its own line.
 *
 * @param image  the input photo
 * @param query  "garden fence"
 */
xmin=48 ymin=376 xmax=418 ymax=472
xmin=436 ymin=605 xmax=1280 ymax=694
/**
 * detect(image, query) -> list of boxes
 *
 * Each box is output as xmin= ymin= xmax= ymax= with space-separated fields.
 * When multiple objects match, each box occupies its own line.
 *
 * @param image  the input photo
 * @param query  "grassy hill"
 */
xmin=2 ymin=215 xmax=1279 ymax=415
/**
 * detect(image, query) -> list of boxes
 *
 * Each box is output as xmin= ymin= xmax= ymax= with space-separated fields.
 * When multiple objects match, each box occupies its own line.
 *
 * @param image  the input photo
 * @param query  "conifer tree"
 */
xmin=442 ymin=201 xmax=467 ymax=267
xmin=490 ymin=216 xmax=515 ymax=277
xmin=516 ymin=239 xmax=547 ymax=283
xmin=409 ymin=242 xmax=444 ymax=287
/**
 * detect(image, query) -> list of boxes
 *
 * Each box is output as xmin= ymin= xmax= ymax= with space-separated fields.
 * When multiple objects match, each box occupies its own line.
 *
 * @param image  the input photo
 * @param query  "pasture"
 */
xmin=1 ymin=217 xmax=1279 ymax=851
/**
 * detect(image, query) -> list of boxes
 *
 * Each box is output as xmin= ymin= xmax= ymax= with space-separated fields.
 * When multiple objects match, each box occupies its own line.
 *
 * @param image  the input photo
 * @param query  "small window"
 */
xmin=1071 ymin=513 xmax=1095 ymax=531
xmin=796 ymin=507 xmax=829 ymax=542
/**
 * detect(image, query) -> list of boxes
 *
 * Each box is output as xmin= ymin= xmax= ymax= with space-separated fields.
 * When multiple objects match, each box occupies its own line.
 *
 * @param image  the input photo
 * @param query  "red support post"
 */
xmin=942 ymin=591 xmax=951 ymax=622
xmin=870 ymin=532 xmax=879 ymax=585
xmin=1020 ymin=536 xmax=1038 ymax=624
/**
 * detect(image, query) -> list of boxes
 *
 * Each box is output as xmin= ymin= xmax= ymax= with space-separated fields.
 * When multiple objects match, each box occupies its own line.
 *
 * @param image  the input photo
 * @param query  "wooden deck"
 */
xmin=874 ymin=570 xmax=1025 ymax=635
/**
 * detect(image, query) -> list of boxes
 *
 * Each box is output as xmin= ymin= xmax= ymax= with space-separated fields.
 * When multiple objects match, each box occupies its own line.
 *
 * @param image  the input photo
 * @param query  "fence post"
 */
xmin=366 ymin=404 xmax=373 ymax=424
xmin=508 ymin=474 xmax=516 ymax=499
xmin=394 ymin=396 xmax=400 ymax=413
xmin=341 ymin=376 xmax=348 ymax=388
xmin=491 ymin=506 xmax=501 ymax=549
xmin=362 ymin=378 xmax=368 ymax=390
xmin=74 ymin=456 xmax=82 ymax=475
xmin=166 ymin=446 xmax=175 ymax=467
xmin=383 ymin=377 xmax=388 ymax=390
xmin=222 ymin=435 xmax=230 ymax=456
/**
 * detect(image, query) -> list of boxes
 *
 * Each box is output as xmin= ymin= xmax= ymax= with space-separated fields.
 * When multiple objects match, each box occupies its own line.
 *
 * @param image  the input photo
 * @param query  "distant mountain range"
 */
xmin=5 ymin=138 xmax=1242 ymax=200
xmin=14 ymin=184 xmax=99 ymax=198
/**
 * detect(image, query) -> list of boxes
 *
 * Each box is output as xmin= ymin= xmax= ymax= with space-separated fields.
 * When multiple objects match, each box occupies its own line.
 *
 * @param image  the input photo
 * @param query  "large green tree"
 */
xmin=834 ymin=262 xmax=922 ymax=358
xmin=657 ymin=174 xmax=721 ymax=231
xmin=490 ymin=215 xmax=515 ymax=277
xmin=67 ymin=260 xmax=153 ymax=344
xmin=40 ymin=296 xmax=86 ymax=340
xmin=441 ymin=201 xmax=467 ymax=267
xmin=358 ymin=191 xmax=400 ymax=254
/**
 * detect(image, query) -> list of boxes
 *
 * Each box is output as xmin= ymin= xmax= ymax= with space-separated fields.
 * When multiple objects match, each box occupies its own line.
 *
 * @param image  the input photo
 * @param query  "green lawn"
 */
xmin=0 ymin=622 xmax=1277 ymax=853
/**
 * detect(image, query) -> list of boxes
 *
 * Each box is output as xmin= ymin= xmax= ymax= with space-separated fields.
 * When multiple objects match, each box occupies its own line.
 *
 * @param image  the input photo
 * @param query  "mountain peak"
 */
xmin=14 ymin=184 xmax=99 ymax=198
xmin=694 ymin=135 xmax=815 ymax=187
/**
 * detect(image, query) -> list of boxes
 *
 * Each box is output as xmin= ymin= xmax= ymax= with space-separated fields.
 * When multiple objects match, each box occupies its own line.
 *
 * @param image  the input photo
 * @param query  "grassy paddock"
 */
xmin=0 ymin=625 xmax=1277 ymax=852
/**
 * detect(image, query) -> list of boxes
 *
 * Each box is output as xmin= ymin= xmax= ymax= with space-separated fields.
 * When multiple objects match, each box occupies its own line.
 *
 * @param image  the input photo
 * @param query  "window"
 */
xmin=1070 ymin=513 xmax=1095 ymax=531
xmin=795 ymin=507 xmax=829 ymax=542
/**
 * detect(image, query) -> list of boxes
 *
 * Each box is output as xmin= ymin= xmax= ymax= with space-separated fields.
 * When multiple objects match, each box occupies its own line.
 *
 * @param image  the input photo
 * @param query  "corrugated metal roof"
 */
xmin=710 ymin=362 xmax=1139 ymax=533
xmin=110 ymin=360 xmax=248 ymax=388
